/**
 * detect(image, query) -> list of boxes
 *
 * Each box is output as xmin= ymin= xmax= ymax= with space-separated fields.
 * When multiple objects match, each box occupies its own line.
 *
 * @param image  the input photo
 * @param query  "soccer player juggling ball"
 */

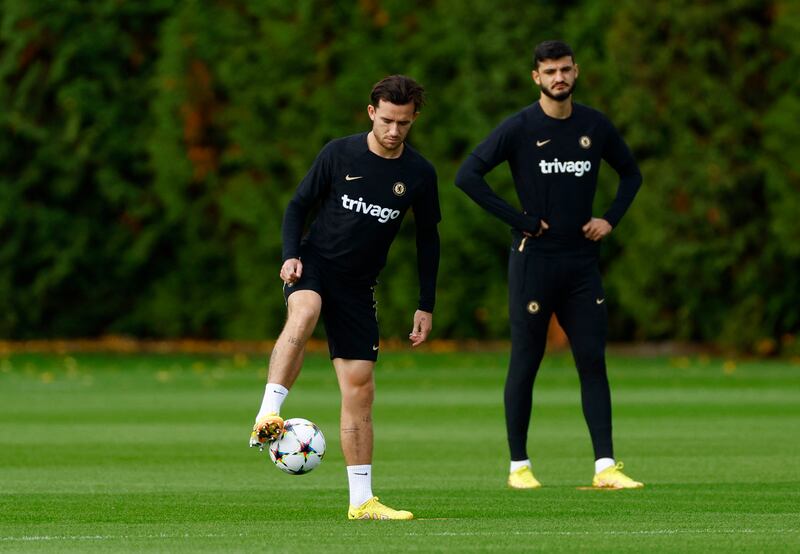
xmin=250 ymin=75 xmax=440 ymax=519
xmin=456 ymin=41 xmax=644 ymax=489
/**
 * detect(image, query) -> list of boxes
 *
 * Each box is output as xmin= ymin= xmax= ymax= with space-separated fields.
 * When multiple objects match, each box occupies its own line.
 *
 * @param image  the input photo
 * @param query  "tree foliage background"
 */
xmin=1 ymin=0 xmax=799 ymax=353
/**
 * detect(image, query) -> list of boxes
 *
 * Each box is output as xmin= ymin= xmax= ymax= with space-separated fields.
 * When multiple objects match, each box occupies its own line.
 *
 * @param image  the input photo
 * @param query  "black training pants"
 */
xmin=505 ymin=244 xmax=613 ymax=461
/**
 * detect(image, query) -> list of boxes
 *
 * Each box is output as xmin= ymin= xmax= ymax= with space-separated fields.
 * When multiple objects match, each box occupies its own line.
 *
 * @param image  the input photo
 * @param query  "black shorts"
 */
xmin=283 ymin=251 xmax=379 ymax=361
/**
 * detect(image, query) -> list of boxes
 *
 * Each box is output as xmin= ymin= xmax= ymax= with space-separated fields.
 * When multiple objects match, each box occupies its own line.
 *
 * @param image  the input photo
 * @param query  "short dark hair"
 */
xmin=533 ymin=40 xmax=575 ymax=68
xmin=370 ymin=75 xmax=425 ymax=112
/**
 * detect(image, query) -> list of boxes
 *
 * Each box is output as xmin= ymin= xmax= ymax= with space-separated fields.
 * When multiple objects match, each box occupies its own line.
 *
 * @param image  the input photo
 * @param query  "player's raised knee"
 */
xmin=287 ymin=295 xmax=321 ymax=327
xmin=288 ymin=305 xmax=318 ymax=325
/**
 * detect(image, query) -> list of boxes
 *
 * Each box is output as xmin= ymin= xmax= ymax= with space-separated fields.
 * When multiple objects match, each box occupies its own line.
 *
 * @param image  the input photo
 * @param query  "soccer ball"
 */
xmin=269 ymin=418 xmax=326 ymax=475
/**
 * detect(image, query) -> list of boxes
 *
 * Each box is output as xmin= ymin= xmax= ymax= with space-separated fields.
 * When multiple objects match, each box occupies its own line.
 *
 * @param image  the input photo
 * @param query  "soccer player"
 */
xmin=250 ymin=75 xmax=440 ymax=519
xmin=455 ymin=41 xmax=644 ymax=489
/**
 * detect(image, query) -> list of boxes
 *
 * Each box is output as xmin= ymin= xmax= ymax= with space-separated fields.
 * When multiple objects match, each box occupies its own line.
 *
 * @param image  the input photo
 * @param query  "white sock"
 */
xmin=347 ymin=465 xmax=374 ymax=507
xmin=256 ymin=383 xmax=289 ymax=421
xmin=595 ymin=457 xmax=615 ymax=474
xmin=510 ymin=459 xmax=532 ymax=473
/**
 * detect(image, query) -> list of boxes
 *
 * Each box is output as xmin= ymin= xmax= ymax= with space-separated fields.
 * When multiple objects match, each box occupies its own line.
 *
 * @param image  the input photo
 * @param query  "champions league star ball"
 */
xmin=269 ymin=418 xmax=326 ymax=475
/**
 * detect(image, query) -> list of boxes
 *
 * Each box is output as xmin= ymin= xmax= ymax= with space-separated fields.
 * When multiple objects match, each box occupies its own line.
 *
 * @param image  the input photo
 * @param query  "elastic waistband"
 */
xmin=510 ymin=229 xmax=599 ymax=258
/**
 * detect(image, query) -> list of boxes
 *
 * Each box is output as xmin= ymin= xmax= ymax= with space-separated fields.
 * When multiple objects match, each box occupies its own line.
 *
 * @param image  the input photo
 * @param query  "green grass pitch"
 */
xmin=1 ymin=350 xmax=798 ymax=552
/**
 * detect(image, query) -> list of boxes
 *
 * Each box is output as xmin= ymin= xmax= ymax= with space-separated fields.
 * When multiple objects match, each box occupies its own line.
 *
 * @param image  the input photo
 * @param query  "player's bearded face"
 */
xmin=533 ymin=57 xmax=578 ymax=102
xmin=368 ymin=100 xmax=417 ymax=151
xmin=540 ymin=77 xmax=576 ymax=101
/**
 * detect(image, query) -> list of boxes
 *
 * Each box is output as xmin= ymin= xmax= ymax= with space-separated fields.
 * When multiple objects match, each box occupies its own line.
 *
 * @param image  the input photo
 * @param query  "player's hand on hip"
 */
xmin=280 ymin=258 xmax=303 ymax=284
xmin=409 ymin=310 xmax=432 ymax=347
xmin=582 ymin=218 xmax=612 ymax=241
xmin=522 ymin=220 xmax=549 ymax=238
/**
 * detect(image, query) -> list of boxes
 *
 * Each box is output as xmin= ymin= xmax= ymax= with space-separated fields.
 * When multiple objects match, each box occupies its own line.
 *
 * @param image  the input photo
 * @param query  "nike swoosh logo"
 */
xmin=372 ymin=345 xmax=379 ymax=351
xmin=345 ymin=174 xmax=363 ymax=181
xmin=536 ymin=139 xmax=551 ymax=147
xmin=354 ymin=472 xmax=368 ymax=476
xmin=596 ymin=298 xmax=605 ymax=305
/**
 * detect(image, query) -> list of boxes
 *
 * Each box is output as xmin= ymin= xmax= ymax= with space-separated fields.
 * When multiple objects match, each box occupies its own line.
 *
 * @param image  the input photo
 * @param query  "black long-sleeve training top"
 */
xmin=282 ymin=132 xmax=441 ymax=312
xmin=456 ymin=101 xmax=642 ymax=255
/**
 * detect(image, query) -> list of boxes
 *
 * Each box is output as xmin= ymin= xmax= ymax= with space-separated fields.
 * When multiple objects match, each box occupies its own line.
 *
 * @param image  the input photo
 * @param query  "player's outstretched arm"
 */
xmin=409 ymin=310 xmax=432 ymax=347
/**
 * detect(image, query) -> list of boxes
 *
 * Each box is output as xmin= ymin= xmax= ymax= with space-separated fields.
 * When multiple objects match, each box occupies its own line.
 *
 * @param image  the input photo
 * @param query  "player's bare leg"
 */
xmin=251 ymin=291 xmax=321 ymax=448
xmin=334 ymin=358 xmax=413 ymax=520
xmin=333 ymin=358 xmax=375 ymax=465
xmin=269 ymin=291 xmax=322 ymax=387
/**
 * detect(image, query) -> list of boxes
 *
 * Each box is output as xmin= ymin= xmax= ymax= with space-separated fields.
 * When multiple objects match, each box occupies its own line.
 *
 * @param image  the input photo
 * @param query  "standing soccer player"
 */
xmin=250 ymin=75 xmax=440 ymax=519
xmin=456 ymin=41 xmax=644 ymax=489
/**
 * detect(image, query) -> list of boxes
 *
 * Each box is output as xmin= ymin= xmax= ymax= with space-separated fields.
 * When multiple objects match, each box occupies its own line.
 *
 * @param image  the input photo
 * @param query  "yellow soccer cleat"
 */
xmin=592 ymin=462 xmax=644 ymax=489
xmin=347 ymin=497 xmax=414 ymax=520
xmin=249 ymin=413 xmax=284 ymax=450
xmin=508 ymin=466 xmax=542 ymax=489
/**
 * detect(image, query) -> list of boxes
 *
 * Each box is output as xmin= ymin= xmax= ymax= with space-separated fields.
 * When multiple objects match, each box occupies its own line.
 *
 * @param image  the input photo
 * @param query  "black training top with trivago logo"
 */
xmin=282 ymin=132 xmax=440 ymax=280
xmin=457 ymin=102 xmax=642 ymax=255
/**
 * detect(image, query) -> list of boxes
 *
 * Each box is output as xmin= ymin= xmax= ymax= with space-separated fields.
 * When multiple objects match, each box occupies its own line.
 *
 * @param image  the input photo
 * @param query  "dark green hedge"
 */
xmin=2 ymin=0 xmax=798 ymax=353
